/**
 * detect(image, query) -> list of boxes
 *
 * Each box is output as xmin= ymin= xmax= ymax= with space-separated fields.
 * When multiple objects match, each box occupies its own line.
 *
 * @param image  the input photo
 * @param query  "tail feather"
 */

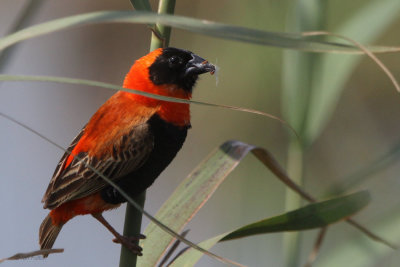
xmin=39 ymin=214 xmax=63 ymax=257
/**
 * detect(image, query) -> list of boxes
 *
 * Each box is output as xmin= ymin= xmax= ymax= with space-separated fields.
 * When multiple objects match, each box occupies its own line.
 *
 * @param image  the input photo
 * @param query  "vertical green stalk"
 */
xmin=119 ymin=192 xmax=146 ymax=267
xmin=119 ymin=1 xmax=176 ymax=267
xmin=282 ymin=0 xmax=327 ymax=266
xmin=283 ymin=140 xmax=304 ymax=267
xmin=150 ymin=0 xmax=176 ymax=51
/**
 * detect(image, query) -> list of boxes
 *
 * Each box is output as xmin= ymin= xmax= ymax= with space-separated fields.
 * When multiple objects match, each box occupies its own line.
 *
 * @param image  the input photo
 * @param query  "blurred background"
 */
xmin=1 ymin=0 xmax=400 ymax=266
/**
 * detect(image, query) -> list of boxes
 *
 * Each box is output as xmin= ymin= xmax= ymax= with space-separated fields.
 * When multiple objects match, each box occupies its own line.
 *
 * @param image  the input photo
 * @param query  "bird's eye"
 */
xmin=168 ymin=56 xmax=182 ymax=68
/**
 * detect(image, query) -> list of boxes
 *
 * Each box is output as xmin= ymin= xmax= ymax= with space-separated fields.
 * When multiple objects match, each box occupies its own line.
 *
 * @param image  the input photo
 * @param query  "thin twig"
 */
xmin=0 ymin=248 xmax=63 ymax=263
xmin=304 ymin=228 xmax=327 ymax=267
xmin=0 ymin=74 xmax=299 ymax=139
xmin=302 ymin=31 xmax=400 ymax=93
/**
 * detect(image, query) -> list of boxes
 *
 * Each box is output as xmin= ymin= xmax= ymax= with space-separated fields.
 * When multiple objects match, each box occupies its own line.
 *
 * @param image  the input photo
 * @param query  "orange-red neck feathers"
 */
xmin=63 ymin=49 xmax=192 ymax=168
xmin=123 ymin=48 xmax=192 ymax=127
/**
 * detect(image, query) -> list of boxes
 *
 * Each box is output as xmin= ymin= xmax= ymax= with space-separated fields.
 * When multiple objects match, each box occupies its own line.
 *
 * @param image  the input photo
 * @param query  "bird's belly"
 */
xmin=100 ymin=114 xmax=189 ymax=204
xmin=50 ymin=193 xmax=120 ymax=225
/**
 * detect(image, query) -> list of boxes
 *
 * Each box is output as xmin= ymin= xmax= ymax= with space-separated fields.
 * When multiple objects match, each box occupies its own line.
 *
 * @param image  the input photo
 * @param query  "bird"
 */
xmin=39 ymin=47 xmax=216 ymax=256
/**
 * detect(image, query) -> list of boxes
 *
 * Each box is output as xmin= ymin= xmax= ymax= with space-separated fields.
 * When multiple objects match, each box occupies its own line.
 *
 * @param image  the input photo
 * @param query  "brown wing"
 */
xmin=42 ymin=122 xmax=154 ymax=209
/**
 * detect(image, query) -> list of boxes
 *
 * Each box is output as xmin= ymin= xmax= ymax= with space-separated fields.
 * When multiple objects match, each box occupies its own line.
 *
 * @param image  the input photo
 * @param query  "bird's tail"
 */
xmin=39 ymin=214 xmax=63 ymax=257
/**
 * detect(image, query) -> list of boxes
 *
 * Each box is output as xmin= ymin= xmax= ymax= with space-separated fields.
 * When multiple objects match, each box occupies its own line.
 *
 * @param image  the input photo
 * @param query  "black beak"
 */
xmin=185 ymin=53 xmax=216 ymax=76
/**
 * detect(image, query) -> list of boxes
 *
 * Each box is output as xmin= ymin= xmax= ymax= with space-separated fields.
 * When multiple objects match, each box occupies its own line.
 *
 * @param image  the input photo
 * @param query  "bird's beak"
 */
xmin=185 ymin=53 xmax=216 ymax=76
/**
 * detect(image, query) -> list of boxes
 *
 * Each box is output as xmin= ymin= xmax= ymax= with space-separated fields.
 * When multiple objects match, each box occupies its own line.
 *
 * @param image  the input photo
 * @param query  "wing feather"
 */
xmin=42 ymin=122 xmax=154 ymax=209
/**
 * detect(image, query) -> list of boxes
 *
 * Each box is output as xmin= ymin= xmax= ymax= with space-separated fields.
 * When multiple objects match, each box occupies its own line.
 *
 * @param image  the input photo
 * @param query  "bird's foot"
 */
xmin=112 ymin=234 xmax=146 ymax=256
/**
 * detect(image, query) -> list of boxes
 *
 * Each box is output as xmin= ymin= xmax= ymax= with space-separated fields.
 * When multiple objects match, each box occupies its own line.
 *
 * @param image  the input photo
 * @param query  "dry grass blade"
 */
xmin=0 ymin=248 xmax=63 ymax=263
xmin=251 ymin=148 xmax=314 ymax=202
xmin=345 ymin=220 xmax=396 ymax=249
xmin=191 ymin=100 xmax=299 ymax=139
xmin=0 ymin=74 xmax=298 ymax=138
xmin=302 ymin=31 xmax=400 ymax=93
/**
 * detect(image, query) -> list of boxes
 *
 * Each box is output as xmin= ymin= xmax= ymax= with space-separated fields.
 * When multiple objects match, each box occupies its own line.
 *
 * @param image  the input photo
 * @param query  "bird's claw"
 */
xmin=112 ymin=234 xmax=146 ymax=256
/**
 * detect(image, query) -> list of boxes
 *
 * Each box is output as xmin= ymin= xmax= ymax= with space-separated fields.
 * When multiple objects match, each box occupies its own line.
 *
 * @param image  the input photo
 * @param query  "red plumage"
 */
xmin=39 ymin=47 xmax=215 ymax=256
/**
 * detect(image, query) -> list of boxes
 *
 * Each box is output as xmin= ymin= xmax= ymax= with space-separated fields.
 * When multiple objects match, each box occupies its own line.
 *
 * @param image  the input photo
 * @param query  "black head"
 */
xmin=148 ymin=47 xmax=215 ymax=93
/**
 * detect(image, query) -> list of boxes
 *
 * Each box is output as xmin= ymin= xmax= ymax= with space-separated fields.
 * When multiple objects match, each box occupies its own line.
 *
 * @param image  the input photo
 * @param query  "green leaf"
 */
xmin=137 ymin=141 xmax=256 ymax=266
xmin=170 ymin=191 xmax=371 ymax=267
xmin=222 ymin=191 xmax=370 ymax=240
xmin=304 ymin=0 xmax=400 ymax=144
xmin=129 ymin=0 xmax=152 ymax=11
xmin=0 ymin=11 xmax=397 ymax=55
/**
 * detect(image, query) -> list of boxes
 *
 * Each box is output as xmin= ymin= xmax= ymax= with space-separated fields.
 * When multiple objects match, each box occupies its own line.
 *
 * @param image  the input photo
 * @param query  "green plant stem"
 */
xmin=282 ymin=0 xmax=327 ymax=265
xmin=283 ymin=140 xmax=304 ymax=267
xmin=150 ymin=0 xmax=176 ymax=51
xmin=120 ymin=0 xmax=176 ymax=266
xmin=119 ymin=192 xmax=146 ymax=267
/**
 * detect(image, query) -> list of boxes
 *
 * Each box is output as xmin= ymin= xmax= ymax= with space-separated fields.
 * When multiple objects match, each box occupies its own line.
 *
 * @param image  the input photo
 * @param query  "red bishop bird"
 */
xmin=39 ymin=47 xmax=215 ymax=256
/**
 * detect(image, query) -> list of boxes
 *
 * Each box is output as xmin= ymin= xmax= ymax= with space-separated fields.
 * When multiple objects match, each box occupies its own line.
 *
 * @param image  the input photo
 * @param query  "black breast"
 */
xmin=100 ymin=114 xmax=190 ymax=204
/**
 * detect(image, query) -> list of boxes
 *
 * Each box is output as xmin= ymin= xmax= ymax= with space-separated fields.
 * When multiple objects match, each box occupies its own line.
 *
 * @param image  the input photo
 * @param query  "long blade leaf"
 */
xmin=221 ymin=191 xmax=370 ymax=240
xmin=138 ymin=141 xmax=255 ymax=266
xmin=0 ymin=74 xmax=296 ymax=136
xmin=0 ymin=11 xmax=398 ymax=54
xmin=170 ymin=191 xmax=371 ymax=267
